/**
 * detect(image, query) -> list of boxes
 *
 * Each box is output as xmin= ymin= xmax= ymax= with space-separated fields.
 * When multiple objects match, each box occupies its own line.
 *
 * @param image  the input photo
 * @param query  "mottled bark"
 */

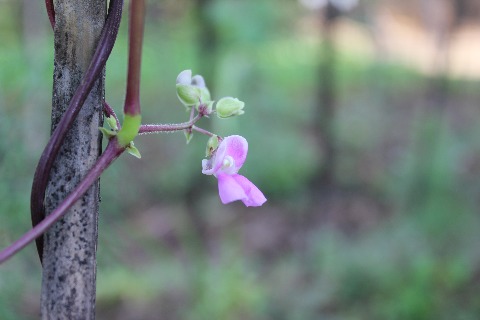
xmin=41 ymin=1 xmax=106 ymax=319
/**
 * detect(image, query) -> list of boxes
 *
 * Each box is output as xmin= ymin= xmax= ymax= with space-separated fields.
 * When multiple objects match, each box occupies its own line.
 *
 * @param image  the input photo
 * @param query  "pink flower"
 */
xmin=202 ymin=135 xmax=267 ymax=207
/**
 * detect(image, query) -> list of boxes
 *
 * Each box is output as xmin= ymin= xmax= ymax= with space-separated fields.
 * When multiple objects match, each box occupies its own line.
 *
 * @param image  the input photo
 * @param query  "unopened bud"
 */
xmin=176 ymin=84 xmax=201 ymax=107
xmin=176 ymin=70 xmax=211 ymax=107
xmin=191 ymin=75 xmax=206 ymax=87
xmin=176 ymin=69 xmax=192 ymax=85
xmin=215 ymin=97 xmax=245 ymax=118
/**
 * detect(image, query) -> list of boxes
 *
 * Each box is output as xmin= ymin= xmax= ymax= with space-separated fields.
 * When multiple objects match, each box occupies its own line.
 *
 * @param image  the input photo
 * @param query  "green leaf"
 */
xmin=184 ymin=130 xmax=193 ymax=144
xmin=99 ymin=127 xmax=117 ymax=139
xmin=126 ymin=142 xmax=141 ymax=159
xmin=106 ymin=115 xmax=119 ymax=131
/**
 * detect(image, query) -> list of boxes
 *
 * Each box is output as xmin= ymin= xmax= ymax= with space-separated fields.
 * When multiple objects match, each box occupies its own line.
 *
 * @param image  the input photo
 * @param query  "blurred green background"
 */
xmin=2 ymin=0 xmax=480 ymax=319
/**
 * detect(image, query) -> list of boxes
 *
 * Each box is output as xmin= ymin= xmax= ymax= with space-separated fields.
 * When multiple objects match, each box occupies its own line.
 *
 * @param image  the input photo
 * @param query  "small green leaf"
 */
xmin=99 ymin=127 xmax=117 ymax=139
xmin=126 ymin=142 xmax=141 ymax=159
xmin=106 ymin=115 xmax=118 ymax=131
xmin=184 ymin=130 xmax=193 ymax=144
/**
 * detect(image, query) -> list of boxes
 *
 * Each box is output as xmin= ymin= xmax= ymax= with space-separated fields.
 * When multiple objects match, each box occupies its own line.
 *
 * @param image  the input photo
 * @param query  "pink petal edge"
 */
xmin=217 ymin=174 xmax=266 ymax=207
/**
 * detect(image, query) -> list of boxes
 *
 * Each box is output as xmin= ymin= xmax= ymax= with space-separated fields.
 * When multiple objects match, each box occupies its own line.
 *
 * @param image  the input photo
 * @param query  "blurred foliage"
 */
xmin=1 ymin=0 xmax=480 ymax=319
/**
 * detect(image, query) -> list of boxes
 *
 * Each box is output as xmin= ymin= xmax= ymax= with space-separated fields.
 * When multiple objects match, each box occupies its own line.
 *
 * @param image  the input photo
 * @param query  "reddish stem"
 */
xmin=104 ymin=101 xmax=121 ymax=129
xmin=124 ymin=0 xmax=145 ymax=116
xmin=139 ymin=114 xmax=203 ymax=134
xmin=45 ymin=0 xmax=55 ymax=28
xmin=2 ymin=139 xmax=124 ymax=265
xmin=192 ymin=125 xmax=215 ymax=137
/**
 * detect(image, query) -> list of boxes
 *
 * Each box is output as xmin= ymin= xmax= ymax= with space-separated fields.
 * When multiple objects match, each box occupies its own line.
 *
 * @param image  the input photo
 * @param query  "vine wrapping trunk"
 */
xmin=41 ymin=1 xmax=106 ymax=318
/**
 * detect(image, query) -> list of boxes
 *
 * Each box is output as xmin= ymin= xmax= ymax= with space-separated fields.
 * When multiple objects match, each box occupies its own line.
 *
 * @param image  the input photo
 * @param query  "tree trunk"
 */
xmin=312 ymin=4 xmax=340 ymax=189
xmin=41 ymin=1 xmax=106 ymax=319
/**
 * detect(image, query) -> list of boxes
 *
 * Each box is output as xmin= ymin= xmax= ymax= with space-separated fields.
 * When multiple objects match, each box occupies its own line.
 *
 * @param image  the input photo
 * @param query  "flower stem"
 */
xmin=138 ymin=114 xmax=203 ymax=134
xmin=192 ymin=125 xmax=216 ymax=137
xmin=2 ymin=139 xmax=125 ymax=265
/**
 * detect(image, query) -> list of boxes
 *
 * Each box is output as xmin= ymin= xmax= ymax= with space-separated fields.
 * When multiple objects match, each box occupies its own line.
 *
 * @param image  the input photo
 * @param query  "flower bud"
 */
xmin=176 ymin=70 xmax=211 ymax=107
xmin=176 ymin=69 xmax=192 ymax=85
xmin=199 ymin=87 xmax=211 ymax=103
xmin=191 ymin=75 xmax=206 ymax=87
xmin=206 ymin=135 xmax=220 ymax=157
xmin=176 ymin=84 xmax=201 ymax=107
xmin=215 ymin=97 xmax=245 ymax=118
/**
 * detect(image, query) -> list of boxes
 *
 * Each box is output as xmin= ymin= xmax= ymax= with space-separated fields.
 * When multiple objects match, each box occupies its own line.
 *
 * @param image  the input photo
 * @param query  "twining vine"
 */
xmin=0 ymin=0 xmax=265 ymax=265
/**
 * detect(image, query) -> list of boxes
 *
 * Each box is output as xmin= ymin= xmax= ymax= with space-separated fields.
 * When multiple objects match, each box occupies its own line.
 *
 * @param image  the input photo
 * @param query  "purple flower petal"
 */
xmin=217 ymin=174 xmax=247 ymax=204
xmin=202 ymin=134 xmax=266 ymax=207
xmin=223 ymin=135 xmax=248 ymax=171
xmin=217 ymin=174 xmax=267 ymax=207
xmin=210 ymin=135 xmax=248 ymax=175
xmin=231 ymin=174 xmax=267 ymax=207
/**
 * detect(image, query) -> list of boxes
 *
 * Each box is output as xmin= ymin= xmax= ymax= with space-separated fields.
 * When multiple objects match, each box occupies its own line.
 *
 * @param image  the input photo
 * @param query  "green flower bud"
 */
xmin=176 ymin=70 xmax=211 ymax=107
xmin=176 ymin=84 xmax=201 ymax=107
xmin=192 ymin=75 xmax=211 ymax=102
xmin=176 ymin=70 xmax=192 ymax=85
xmin=199 ymin=87 xmax=211 ymax=103
xmin=206 ymin=135 xmax=220 ymax=157
xmin=191 ymin=74 xmax=205 ymax=87
xmin=215 ymin=97 xmax=245 ymax=118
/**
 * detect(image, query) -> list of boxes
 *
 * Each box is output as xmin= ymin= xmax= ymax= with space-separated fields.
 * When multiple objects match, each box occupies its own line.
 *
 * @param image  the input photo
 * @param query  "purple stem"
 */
xmin=104 ymin=101 xmax=121 ymax=129
xmin=124 ymin=0 xmax=145 ymax=116
xmin=192 ymin=125 xmax=215 ymax=137
xmin=2 ymin=139 xmax=125 ymax=265
xmin=31 ymin=0 xmax=123 ymax=261
xmin=139 ymin=114 xmax=203 ymax=134
xmin=46 ymin=1 xmax=120 ymax=129
xmin=45 ymin=0 xmax=55 ymax=28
